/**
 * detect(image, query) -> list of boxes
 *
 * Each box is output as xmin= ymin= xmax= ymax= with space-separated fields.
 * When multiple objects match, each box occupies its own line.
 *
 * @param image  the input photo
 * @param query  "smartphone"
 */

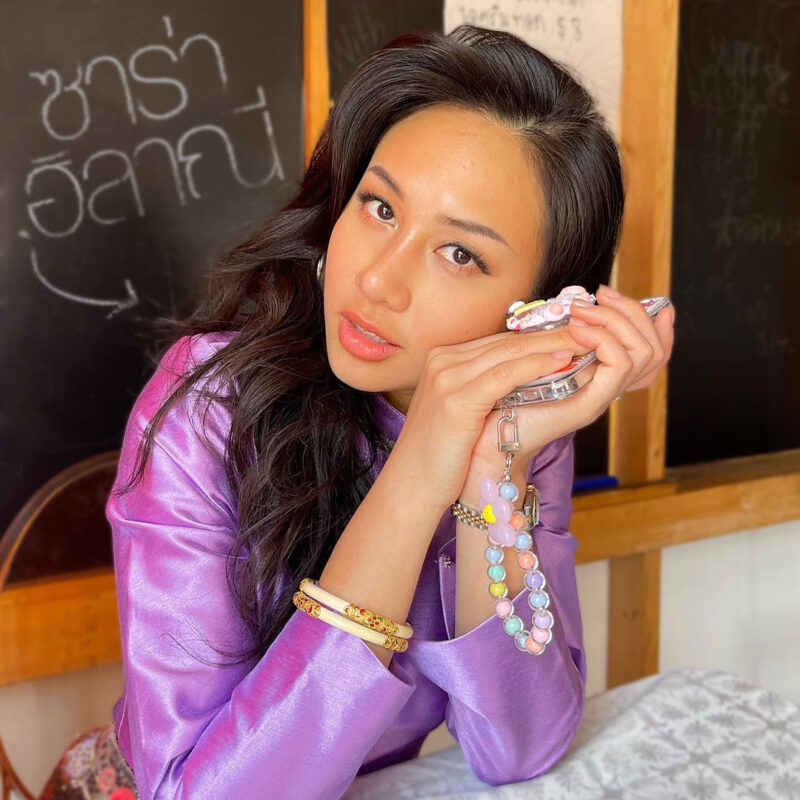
xmin=491 ymin=296 xmax=672 ymax=409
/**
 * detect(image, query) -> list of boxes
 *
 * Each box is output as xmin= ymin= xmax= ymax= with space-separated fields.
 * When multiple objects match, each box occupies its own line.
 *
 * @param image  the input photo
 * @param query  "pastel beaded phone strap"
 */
xmin=450 ymin=408 xmax=554 ymax=655
xmin=444 ymin=287 xmax=596 ymax=655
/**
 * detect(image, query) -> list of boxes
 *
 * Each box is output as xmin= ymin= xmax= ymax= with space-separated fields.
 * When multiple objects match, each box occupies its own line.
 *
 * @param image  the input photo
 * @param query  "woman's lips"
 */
xmin=341 ymin=311 xmax=397 ymax=345
xmin=338 ymin=315 xmax=401 ymax=361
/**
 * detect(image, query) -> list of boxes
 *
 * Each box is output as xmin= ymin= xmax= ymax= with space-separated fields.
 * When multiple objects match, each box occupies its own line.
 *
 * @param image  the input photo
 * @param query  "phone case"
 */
xmin=491 ymin=295 xmax=672 ymax=409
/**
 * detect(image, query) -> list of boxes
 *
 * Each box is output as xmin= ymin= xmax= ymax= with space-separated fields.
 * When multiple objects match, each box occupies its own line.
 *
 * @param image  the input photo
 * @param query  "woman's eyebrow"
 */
xmin=365 ymin=164 xmax=511 ymax=249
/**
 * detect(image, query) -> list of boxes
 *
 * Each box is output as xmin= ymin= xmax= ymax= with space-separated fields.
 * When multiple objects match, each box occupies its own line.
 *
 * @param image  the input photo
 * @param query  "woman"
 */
xmin=40 ymin=24 xmax=674 ymax=800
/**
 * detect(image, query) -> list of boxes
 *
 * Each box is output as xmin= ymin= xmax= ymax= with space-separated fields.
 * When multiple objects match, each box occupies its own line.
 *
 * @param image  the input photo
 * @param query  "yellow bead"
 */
xmin=489 ymin=581 xmax=507 ymax=597
xmin=482 ymin=504 xmax=497 ymax=523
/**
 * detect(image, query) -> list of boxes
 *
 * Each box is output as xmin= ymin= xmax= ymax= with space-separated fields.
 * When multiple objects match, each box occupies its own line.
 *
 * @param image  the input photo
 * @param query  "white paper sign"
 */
xmin=444 ymin=0 xmax=623 ymax=138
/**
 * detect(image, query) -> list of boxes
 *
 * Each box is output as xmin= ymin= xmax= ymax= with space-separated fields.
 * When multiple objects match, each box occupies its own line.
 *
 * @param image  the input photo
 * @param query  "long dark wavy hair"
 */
xmin=112 ymin=24 xmax=624 ymax=667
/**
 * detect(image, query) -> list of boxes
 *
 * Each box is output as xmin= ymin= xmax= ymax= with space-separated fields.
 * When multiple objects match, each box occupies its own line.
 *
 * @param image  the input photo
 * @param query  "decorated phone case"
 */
xmin=491 ymin=294 xmax=672 ymax=409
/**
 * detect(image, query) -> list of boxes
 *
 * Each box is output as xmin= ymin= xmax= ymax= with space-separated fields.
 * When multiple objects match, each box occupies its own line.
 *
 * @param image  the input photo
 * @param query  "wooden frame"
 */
xmin=607 ymin=0 xmax=680 ymax=686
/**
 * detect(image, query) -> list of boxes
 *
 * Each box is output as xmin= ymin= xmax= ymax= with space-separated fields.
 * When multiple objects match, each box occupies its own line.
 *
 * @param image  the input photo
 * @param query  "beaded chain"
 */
xmin=478 ymin=406 xmax=554 ymax=655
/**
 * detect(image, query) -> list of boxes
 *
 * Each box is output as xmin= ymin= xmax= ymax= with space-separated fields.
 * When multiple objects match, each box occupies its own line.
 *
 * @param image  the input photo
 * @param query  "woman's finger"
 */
xmin=595 ymin=285 xmax=667 ymax=362
xmin=625 ymin=304 xmax=676 ymax=390
xmin=569 ymin=298 xmax=658 ymax=387
xmin=431 ymin=324 xmax=583 ymax=363
xmin=428 ymin=324 xmax=581 ymax=384
xmin=437 ymin=343 xmax=575 ymax=408
xmin=560 ymin=316 xmax=634 ymax=412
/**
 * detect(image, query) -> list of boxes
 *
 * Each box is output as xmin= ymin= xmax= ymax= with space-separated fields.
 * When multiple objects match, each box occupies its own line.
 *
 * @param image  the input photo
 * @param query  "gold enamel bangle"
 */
xmin=292 ymin=590 xmax=408 ymax=652
xmin=299 ymin=578 xmax=413 ymax=639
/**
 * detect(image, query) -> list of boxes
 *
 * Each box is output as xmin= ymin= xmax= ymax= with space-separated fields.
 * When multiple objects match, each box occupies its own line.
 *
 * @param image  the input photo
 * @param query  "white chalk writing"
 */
xmin=21 ymin=15 xmax=285 ymax=317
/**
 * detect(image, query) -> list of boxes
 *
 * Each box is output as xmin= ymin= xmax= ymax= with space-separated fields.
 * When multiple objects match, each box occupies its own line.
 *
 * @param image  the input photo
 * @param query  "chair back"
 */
xmin=0 ymin=451 xmax=120 ymax=800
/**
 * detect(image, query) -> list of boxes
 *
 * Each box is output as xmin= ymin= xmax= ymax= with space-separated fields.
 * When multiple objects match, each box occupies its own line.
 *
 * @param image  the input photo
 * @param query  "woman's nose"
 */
xmin=356 ymin=246 xmax=415 ymax=308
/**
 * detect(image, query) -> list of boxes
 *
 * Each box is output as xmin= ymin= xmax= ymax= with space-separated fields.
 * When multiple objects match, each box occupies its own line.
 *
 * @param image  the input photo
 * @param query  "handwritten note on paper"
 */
xmin=443 ymin=0 xmax=623 ymax=137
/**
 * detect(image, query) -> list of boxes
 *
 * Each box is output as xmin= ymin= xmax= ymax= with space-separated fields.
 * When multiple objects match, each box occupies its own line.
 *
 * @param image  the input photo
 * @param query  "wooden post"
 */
xmin=607 ymin=0 xmax=680 ymax=687
xmin=303 ymin=0 xmax=330 ymax=169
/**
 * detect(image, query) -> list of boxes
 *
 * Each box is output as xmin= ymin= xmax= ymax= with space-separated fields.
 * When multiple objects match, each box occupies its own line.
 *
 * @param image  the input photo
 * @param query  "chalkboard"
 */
xmin=327 ymin=0 xmax=444 ymax=100
xmin=667 ymin=0 xmax=800 ymax=466
xmin=0 ymin=3 xmax=303 ymax=538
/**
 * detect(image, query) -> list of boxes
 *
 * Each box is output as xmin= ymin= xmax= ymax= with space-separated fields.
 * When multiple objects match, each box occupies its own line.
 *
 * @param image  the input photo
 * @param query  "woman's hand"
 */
xmin=571 ymin=284 xmax=676 ymax=392
xmin=467 ymin=284 xmax=676 ymax=477
xmin=394 ymin=325 xmax=583 ymax=507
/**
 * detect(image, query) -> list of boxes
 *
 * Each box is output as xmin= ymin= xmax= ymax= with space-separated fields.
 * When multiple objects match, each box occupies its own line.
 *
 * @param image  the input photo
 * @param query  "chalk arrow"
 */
xmin=28 ymin=243 xmax=139 ymax=320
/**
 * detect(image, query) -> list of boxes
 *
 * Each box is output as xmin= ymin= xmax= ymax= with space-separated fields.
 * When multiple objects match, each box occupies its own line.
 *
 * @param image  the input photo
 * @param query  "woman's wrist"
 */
xmin=458 ymin=466 xmax=491 ymax=509
xmin=386 ymin=435 xmax=460 ymax=511
xmin=457 ymin=470 xmax=486 ymax=509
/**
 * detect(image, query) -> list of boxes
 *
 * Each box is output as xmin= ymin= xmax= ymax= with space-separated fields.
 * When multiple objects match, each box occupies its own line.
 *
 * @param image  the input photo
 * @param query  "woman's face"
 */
xmin=323 ymin=104 xmax=546 ymax=414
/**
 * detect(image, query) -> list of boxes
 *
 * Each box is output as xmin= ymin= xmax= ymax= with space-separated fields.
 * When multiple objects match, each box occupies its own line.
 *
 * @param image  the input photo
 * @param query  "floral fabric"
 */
xmin=38 ymin=721 xmax=138 ymax=800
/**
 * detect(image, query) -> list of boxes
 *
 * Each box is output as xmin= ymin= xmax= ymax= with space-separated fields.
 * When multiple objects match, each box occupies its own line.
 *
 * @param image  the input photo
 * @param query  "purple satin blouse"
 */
xmin=107 ymin=331 xmax=586 ymax=800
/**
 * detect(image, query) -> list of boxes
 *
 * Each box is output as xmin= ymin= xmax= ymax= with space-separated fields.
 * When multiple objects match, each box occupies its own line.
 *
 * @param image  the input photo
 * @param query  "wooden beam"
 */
xmin=573 ymin=450 xmax=800 ymax=564
xmin=0 ymin=568 xmax=119 ymax=687
xmin=606 ymin=0 xmax=680 ymax=686
xmin=303 ymin=0 xmax=330 ymax=168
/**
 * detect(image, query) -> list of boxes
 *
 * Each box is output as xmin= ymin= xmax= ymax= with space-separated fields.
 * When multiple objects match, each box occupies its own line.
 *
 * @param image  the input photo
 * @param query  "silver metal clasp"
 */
xmin=497 ymin=407 xmax=519 ymax=454
xmin=522 ymin=483 xmax=540 ymax=529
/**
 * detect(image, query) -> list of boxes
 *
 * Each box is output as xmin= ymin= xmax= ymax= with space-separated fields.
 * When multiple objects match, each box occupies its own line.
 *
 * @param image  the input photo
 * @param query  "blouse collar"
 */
xmin=369 ymin=391 xmax=406 ymax=443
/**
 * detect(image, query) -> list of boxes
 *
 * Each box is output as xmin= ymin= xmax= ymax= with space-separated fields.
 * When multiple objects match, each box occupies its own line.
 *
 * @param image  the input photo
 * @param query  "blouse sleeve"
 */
xmin=407 ymin=431 xmax=585 ymax=786
xmin=108 ymin=334 xmax=416 ymax=800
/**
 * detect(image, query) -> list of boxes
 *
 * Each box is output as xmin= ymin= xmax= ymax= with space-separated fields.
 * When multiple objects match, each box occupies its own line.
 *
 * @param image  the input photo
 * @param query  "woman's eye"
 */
xmin=357 ymin=190 xmax=394 ymax=222
xmin=442 ymin=245 xmax=477 ymax=272
xmin=441 ymin=244 xmax=490 ymax=275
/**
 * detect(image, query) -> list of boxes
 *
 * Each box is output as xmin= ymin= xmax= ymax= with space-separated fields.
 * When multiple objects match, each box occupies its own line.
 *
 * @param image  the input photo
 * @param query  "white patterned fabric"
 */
xmin=344 ymin=667 xmax=800 ymax=799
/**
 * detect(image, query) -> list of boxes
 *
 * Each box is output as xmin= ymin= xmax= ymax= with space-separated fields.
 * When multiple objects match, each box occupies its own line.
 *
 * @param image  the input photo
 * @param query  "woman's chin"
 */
xmin=326 ymin=347 xmax=381 ymax=391
xmin=329 ymin=346 xmax=413 ymax=396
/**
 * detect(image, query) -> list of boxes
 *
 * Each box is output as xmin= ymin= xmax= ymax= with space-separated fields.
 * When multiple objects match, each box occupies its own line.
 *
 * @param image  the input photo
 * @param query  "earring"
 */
xmin=316 ymin=253 xmax=326 ymax=286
